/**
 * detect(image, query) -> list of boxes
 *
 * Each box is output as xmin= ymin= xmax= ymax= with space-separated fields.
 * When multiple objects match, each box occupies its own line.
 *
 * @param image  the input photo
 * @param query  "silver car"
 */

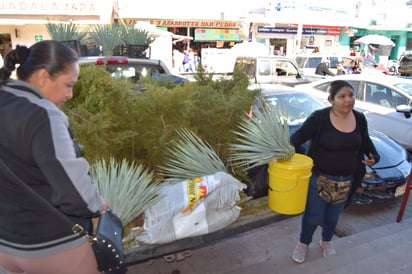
xmin=249 ymin=84 xmax=411 ymax=205
xmin=296 ymin=74 xmax=412 ymax=151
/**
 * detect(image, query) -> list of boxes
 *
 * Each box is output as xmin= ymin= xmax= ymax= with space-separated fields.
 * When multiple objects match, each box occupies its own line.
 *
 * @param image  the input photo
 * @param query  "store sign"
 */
xmin=194 ymin=28 xmax=240 ymax=41
xmin=125 ymin=18 xmax=240 ymax=29
xmin=257 ymin=26 xmax=341 ymax=36
xmin=34 ymin=34 xmax=43 ymax=41
xmin=0 ymin=0 xmax=99 ymax=15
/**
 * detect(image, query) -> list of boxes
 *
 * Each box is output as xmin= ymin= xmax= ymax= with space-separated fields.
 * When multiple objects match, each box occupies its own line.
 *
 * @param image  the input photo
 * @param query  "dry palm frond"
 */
xmin=159 ymin=128 xmax=226 ymax=183
xmin=90 ymin=158 xmax=160 ymax=226
xmin=229 ymin=101 xmax=295 ymax=170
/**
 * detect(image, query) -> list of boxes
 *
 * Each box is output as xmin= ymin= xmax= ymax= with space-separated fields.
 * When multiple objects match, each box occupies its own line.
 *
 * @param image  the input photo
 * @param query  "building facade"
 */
xmin=0 ymin=0 xmax=114 ymax=57
xmin=1 ymin=0 xmax=411 ymax=64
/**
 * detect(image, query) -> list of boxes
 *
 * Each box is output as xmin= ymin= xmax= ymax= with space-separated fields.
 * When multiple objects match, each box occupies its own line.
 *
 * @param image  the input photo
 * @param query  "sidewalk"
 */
xmin=1 ymin=197 xmax=409 ymax=274
xmin=125 ymin=196 xmax=287 ymax=264
xmin=126 ymin=196 xmax=412 ymax=273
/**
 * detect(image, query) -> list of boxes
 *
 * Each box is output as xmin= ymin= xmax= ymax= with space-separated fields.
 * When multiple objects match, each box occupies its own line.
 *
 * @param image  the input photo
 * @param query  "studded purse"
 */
xmin=72 ymin=209 xmax=126 ymax=273
xmin=0 ymin=158 xmax=126 ymax=274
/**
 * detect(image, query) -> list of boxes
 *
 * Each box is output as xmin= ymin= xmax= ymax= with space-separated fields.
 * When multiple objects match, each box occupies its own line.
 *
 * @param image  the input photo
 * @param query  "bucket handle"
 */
xmin=268 ymin=175 xmax=300 ymax=193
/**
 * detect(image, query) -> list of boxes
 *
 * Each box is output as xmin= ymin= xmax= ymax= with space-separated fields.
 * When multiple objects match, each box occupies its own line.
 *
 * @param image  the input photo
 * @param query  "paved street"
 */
xmin=126 ymin=197 xmax=412 ymax=274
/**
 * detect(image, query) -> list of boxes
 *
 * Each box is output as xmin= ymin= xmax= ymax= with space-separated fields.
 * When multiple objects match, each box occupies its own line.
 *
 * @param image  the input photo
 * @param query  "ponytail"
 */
xmin=0 ymin=45 xmax=30 ymax=85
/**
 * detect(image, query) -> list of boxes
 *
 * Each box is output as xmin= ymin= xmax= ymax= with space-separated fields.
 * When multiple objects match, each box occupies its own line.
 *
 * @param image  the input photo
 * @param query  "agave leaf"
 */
xmin=46 ymin=21 xmax=86 ymax=41
xmin=159 ymin=128 xmax=226 ymax=183
xmin=121 ymin=25 xmax=154 ymax=45
xmin=229 ymin=102 xmax=295 ymax=170
xmin=91 ymin=24 xmax=123 ymax=55
xmin=90 ymin=158 xmax=160 ymax=226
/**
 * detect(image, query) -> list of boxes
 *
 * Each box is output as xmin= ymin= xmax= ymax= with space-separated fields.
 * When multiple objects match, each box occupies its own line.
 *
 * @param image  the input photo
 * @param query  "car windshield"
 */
xmin=105 ymin=64 xmax=166 ymax=82
xmin=264 ymin=92 xmax=324 ymax=125
xmin=394 ymin=82 xmax=412 ymax=96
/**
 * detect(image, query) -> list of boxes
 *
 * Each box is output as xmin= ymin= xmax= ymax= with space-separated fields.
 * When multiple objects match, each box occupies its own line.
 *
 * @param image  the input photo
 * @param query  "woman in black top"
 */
xmin=290 ymin=80 xmax=379 ymax=263
xmin=0 ymin=41 xmax=107 ymax=273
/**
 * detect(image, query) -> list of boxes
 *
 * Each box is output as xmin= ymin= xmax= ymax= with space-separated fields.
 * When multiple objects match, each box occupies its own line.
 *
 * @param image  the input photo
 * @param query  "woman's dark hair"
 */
xmin=328 ymin=80 xmax=354 ymax=100
xmin=0 ymin=40 xmax=78 ymax=85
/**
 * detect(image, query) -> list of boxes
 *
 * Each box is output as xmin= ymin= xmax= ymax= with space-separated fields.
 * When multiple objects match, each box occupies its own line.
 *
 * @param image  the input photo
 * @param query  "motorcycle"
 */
xmin=387 ymin=60 xmax=399 ymax=75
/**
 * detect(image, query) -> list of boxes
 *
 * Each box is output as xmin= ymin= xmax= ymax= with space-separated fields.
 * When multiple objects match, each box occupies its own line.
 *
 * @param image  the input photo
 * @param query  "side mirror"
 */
xmin=396 ymin=104 xmax=412 ymax=118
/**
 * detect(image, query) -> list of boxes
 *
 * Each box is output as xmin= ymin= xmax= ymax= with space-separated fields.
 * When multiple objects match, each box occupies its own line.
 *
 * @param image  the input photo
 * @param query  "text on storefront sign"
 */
xmin=257 ymin=26 xmax=341 ymax=36
xmin=125 ymin=18 xmax=240 ymax=29
xmin=0 ymin=0 xmax=98 ymax=15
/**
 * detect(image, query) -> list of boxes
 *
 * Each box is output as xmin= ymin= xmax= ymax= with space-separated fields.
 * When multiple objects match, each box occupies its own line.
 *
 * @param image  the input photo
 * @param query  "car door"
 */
xmin=355 ymin=82 xmax=412 ymax=150
xmin=273 ymin=59 xmax=308 ymax=87
xmin=255 ymin=58 xmax=278 ymax=84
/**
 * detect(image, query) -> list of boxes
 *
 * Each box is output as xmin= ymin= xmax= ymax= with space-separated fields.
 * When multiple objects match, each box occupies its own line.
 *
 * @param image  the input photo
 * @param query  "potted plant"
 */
xmin=121 ymin=25 xmax=155 ymax=58
xmin=91 ymin=24 xmax=123 ymax=56
xmin=229 ymin=101 xmax=313 ymax=215
xmin=45 ymin=21 xmax=87 ymax=54
xmin=229 ymin=102 xmax=295 ymax=169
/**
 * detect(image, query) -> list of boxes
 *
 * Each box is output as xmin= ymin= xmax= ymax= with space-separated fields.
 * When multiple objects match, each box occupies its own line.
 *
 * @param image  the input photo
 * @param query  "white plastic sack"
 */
xmin=136 ymin=172 xmax=246 ymax=244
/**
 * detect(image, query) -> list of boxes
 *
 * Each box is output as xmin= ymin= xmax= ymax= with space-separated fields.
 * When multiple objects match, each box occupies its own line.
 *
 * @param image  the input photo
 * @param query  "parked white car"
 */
xmin=295 ymin=54 xmax=390 ymax=77
xmin=234 ymin=55 xmax=312 ymax=86
xmin=295 ymin=54 xmax=341 ymax=77
xmin=296 ymin=74 xmax=412 ymax=151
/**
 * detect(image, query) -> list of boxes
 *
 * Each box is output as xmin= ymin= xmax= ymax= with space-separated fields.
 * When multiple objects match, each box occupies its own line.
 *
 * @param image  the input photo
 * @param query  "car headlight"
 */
xmin=362 ymin=171 xmax=384 ymax=183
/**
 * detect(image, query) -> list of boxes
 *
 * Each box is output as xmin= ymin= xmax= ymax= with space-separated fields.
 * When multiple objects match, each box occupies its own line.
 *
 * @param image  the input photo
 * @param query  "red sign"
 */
xmin=124 ymin=18 xmax=240 ymax=29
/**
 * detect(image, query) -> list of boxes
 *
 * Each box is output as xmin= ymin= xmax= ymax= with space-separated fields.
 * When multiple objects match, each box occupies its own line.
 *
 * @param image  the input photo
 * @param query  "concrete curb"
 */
xmin=124 ymin=209 xmax=294 ymax=265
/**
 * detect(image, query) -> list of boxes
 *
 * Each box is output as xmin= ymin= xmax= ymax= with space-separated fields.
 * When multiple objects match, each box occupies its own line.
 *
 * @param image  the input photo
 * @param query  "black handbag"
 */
xmin=0 ymin=158 xmax=127 ymax=274
xmin=72 ymin=209 xmax=126 ymax=273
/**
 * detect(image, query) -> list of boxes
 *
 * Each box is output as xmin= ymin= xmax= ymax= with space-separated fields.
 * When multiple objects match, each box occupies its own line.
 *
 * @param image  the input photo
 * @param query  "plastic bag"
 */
xmin=136 ymin=172 xmax=246 ymax=244
xmin=243 ymin=164 xmax=269 ymax=198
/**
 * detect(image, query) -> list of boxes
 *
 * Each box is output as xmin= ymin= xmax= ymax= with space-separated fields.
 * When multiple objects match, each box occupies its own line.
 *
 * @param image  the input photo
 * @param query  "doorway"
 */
xmin=270 ymin=38 xmax=287 ymax=56
xmin=0 ymin=33 xmax=12 ymax=58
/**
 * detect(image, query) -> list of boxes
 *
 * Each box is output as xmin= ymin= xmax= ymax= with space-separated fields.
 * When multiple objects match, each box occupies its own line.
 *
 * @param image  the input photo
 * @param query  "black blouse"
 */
xmin=290 ymin=107 xmax=380 ymax=190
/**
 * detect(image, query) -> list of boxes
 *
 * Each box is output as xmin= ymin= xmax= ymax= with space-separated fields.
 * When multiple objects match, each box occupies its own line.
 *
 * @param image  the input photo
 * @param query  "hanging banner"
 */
xmin=195 ymin=28 xmax=241 ymax=41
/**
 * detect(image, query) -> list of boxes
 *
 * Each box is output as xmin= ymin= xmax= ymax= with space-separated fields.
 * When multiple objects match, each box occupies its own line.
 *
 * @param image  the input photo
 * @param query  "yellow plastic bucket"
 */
xmin=268 ymin=153 xmax=313 ymax=215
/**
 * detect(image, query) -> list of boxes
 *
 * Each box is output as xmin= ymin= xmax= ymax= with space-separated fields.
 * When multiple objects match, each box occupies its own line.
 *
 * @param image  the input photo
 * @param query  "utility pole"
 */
xmin=294 ymin=0 xmax=304 ymax=55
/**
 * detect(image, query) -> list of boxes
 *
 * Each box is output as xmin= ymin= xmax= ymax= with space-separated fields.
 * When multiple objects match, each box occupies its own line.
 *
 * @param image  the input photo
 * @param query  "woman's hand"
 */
xmin=100 ymin=198 xmax=108 ymax=214
xmin=362 ymin=153 xmax=376 ymax=166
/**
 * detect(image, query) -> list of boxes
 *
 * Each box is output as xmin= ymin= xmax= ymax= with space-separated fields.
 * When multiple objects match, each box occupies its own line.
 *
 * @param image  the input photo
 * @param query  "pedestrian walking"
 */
xmin=0 ymin=40 xmax=107 ymax=274
xmin=290 ymin=80 xmax=380 ymax=263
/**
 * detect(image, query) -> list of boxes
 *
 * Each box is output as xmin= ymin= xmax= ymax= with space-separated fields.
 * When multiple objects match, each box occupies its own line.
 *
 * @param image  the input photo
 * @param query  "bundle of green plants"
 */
xmin=46 ymin=21 xmax=86 ymax=41
xmin=229 ymin=100 xmax=295 ymax=170
xmin=62 ymin=65 xmax=138 ymax=163
xmin=131 ymin=73 xmax=257 ymax=170
xmin=64 ymin=65 xmax=256 ymax=173
xmin=90 ymin=158 xmax=160 ymax=226
xmin=159 ymin=128 xmax=227 ymax=183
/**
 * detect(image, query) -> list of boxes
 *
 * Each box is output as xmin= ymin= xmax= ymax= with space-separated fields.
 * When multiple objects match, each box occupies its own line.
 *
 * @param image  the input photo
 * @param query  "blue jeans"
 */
xmin=299 ymin=172 xmax=352 ymax=245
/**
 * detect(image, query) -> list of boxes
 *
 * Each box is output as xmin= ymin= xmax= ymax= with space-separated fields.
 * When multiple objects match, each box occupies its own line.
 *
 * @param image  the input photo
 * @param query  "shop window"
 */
xmin=407 ymin=38 xmax=412 ymax=50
